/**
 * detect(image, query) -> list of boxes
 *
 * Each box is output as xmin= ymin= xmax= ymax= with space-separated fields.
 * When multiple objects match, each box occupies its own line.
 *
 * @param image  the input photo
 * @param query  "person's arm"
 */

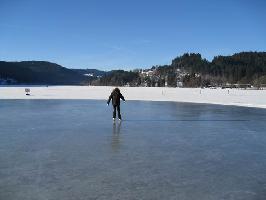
xmin=107 ymin=93 xmax=112 ymax=105
xmin=120 ymin=93 xmax=125 ymax=101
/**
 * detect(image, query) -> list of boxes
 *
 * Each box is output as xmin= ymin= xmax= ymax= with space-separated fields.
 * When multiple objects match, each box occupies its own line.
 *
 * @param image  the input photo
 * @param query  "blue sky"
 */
xmin=0 ymin=0 xmax=265 ymax=70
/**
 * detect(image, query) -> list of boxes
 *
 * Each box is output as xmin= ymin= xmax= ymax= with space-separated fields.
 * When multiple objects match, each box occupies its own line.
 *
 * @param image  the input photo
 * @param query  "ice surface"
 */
xmin=0 ymin=100 xmax=266 ymax=200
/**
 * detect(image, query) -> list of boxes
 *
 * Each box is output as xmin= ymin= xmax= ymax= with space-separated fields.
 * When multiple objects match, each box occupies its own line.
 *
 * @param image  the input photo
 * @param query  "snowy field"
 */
xmin=0 ymin=86 xmax=266 ymax=108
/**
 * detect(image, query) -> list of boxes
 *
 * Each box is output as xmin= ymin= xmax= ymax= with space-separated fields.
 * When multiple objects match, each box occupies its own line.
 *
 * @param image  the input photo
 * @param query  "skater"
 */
xmin=107 ymin=88 xmax=125 ymax=121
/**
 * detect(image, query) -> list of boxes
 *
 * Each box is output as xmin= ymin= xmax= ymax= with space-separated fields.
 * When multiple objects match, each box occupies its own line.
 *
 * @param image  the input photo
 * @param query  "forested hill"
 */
xmin=211 ymin=52 xmax=266 ymax=83
xmin=0 ymin=61 xmax=88 ymax=85
xmin=170 ymin=52 xmax=266 ymax=86
xmin=1 ymin=52 xmax=266 ymax=86
xmin=93 ymin=52 xmax=266 ymax=87
xmin=92 ymin=70 xmax=140 ymax=86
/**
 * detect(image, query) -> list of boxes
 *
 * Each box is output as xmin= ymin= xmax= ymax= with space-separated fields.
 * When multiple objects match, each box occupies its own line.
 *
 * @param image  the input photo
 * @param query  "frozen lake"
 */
xmin=0 ymin=100 xmax=266 ymax=200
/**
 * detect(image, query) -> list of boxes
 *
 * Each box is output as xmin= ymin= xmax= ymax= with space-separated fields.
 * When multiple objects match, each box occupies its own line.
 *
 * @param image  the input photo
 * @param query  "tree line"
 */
xmin=95 ymin=52 xmax=266 ymax=87
xmin=1 ymin=52 xmax=266 ymax=87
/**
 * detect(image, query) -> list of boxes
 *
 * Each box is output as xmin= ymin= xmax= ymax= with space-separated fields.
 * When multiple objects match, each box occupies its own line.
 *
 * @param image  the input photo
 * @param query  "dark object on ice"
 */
xmin=107 ymin=88 xmax=125 ymax=106
xmin=25 ymin=88 xmax=30 ymax=96
xmin=107 ymin=88 xmax=125 ymax=119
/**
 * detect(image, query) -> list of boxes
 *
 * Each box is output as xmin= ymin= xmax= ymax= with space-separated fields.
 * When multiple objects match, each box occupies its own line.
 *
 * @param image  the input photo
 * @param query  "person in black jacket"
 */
xmin=107 ymin=88 xmax=125 ymax=120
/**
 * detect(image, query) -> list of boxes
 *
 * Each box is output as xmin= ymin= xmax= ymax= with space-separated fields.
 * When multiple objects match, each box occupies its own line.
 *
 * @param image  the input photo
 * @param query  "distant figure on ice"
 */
xmin=25 ymin=88 xmax=31 ymax=96
xmin=107 ymin=88 xmax=125 ymax=121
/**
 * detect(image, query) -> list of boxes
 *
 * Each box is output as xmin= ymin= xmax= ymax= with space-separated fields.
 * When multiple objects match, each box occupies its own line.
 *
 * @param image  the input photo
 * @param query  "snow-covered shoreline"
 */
xmin=0 ymin=86 xmax=266 ymax=109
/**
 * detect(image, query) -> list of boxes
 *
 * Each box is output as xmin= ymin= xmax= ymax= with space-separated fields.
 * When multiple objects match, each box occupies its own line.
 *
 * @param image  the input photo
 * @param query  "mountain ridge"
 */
xmin=1 ymin=51 xmax=266 ymax=86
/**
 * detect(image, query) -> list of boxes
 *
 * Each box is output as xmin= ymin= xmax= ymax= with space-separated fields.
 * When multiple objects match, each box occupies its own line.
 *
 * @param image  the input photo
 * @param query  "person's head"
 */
xmin=113 ymin=87 xmax=120 ymax=93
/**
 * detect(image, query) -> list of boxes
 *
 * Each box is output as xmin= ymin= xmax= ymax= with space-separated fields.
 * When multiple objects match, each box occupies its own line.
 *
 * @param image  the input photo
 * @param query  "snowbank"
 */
xmin=0 ymin=86 xmax=266 ymax=108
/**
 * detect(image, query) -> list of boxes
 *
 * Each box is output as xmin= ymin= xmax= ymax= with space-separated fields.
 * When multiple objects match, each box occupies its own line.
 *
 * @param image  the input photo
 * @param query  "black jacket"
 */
xmin=107 ymin=90 xmax=125 ymax=106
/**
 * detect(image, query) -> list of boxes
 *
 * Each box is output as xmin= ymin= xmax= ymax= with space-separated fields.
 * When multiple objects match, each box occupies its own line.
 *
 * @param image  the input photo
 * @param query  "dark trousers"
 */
xmin=113 ymin=105 xmax=121 ymax=119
